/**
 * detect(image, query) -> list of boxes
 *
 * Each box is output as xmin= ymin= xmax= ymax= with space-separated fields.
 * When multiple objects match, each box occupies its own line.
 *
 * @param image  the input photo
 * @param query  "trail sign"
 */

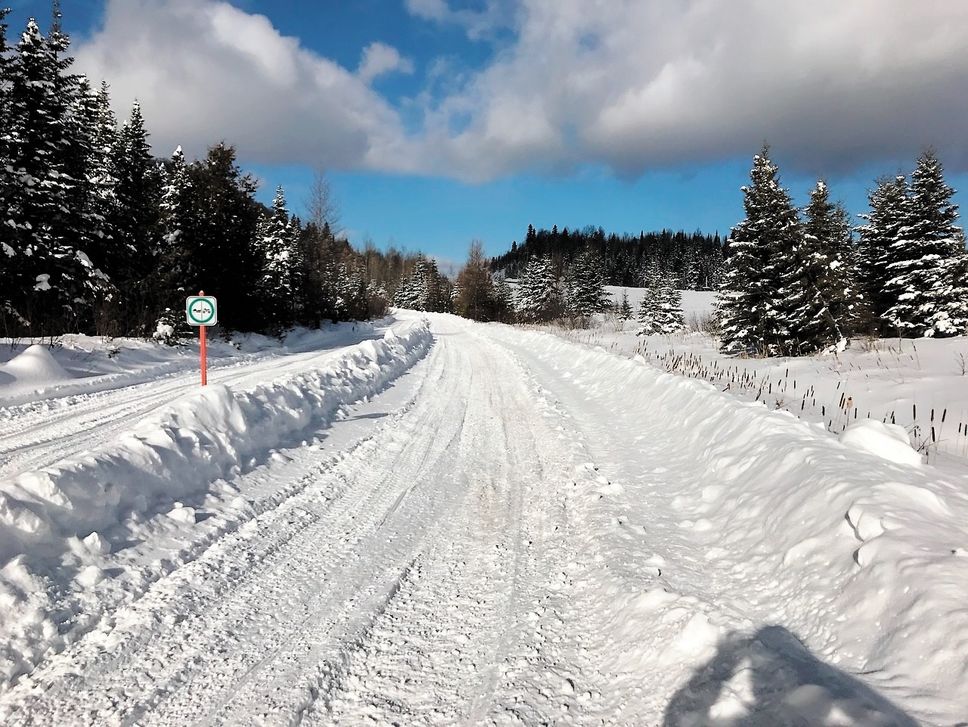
xmin=186 ymin=292 xmax=216 ymax=387
xmin=186 ymin=295 xmax=218 ymax=327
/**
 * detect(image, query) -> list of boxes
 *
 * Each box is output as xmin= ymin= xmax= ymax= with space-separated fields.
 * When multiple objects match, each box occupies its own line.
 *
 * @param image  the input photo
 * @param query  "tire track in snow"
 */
xmin=1 ymin=315 xmax=614 ymax=726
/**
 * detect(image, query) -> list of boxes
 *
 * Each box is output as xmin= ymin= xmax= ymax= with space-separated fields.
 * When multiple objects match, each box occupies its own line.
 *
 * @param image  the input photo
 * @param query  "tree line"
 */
xmin=719 ymin=146 xmax=967 ymax=356
xmin=0 ymin=9 xmax=427 ymax=340
xmin=491 ymin=225 xmax=724 ymax=291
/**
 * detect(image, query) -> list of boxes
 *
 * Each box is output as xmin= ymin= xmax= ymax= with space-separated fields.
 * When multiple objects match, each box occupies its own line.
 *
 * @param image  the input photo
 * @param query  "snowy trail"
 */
xmin=0 ymin=315 xmax=596 ymax=725
xmin=0 ymin=327 xmax=383 ymax=479
xmin=0 ymin=314 xmax=962 ymax=725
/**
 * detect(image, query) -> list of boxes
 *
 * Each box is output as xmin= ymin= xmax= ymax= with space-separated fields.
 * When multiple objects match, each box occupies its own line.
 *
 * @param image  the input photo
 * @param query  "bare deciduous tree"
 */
xmin=305 ymin=170 xmax=341 ymax=234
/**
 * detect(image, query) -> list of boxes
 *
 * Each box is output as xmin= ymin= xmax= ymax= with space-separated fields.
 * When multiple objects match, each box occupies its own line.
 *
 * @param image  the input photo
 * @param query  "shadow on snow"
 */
xmin=663 ymin=626 xmax=918 ymax=727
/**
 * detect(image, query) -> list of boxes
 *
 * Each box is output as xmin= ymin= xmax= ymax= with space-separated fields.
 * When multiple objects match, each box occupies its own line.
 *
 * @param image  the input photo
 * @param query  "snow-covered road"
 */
xmin=1 ymin=314 xmax=964 ymax=725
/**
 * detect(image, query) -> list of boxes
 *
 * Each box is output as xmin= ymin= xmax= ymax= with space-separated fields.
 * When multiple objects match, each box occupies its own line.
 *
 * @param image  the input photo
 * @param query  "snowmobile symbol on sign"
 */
xmin=186 ymin=295 xmax=218 ymax=327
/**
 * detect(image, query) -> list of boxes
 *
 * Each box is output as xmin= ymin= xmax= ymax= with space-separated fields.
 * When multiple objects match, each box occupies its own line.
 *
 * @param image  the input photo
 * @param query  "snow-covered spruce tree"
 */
xmin=110 ymin=102 xmax=162 ymax=334
xmin=0 ymin=8 xmax=22 ymax=332
xmin=618 ymin=290 xmax=633 ymax=321
xmin=493 ymin=277 xmax=516 ymax=323
xmin=393 ymin=265 xmax=422 ymax=309
xmin=654 ymin=283 xmax=685 ymax=334
xmin=70 ymin=80 xmax=118 ymax=300
xmin=187 ymin=143 xmax=263 ymax=333
xmin=335 ymin=261 xmax=368 ymax=321
xmin=564 ymin=250 xmax=609 ymax=318
xmin=857 ymin=175 xmax=910 ymax=333
xmin=517 ymin=255 xmax=561 ymax=322
xmin=3 ymin=17 xmax=106 ymax=334
xmin=636 ymin=259 xmax=662 ymax=334
xmin=786 ymin=180 xmax=863 ymax=353
xmin=393 ymin=257 xmax=449 ymax=312
xmin=719 ymin=148 xmax=801 ymax=356
xmin=255 ymin=186 xmax=301 ymax=333
xmin=153 ymin=146 xmax=195 ymax=342
xmin=883 ymin=151 xmax=968 ymax=337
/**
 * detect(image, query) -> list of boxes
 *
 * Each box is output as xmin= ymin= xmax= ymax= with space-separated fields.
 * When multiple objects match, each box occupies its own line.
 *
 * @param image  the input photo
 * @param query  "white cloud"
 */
xmin=357 ymin=42 xmax=414 ymax=85
xmin=74 ymin=0 xmax=407 ymax=171
xmin=405 ymin=0 xmax=968 ymax=179
xmin=403 ymin=0 xmax=516 ymax=40
xmin=404 ymin=0 xmax=449 ymax=22
xmin=75 ymin=0 xmax=968 ymax=182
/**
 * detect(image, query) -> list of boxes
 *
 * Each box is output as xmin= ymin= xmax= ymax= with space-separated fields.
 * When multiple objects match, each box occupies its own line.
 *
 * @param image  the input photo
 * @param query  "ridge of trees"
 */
xmin=491 ymin=225 xmax=724 ymax=291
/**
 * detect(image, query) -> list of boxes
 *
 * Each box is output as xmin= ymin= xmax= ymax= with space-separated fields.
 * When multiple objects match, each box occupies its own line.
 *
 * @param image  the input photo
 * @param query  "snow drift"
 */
xmin=491 ymin=324 xmax=968 ymax=723
xmin=0 ymin=319 xmax=432 ymax=685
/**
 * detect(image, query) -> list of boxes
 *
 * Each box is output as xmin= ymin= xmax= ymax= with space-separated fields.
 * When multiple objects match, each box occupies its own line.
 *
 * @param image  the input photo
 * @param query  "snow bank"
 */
xmin=0 ymin=319 xmax=432 ymax=684
xmin=495 ymin=326 xmax=968 ymax=722
xmin=0 ymin=320 xmax=391 ymax=408
xmin=0 ymin=345 xmax=73 ymax=395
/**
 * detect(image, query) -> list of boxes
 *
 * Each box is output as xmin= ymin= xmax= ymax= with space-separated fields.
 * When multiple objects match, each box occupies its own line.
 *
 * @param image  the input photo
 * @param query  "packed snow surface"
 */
xmin=0 ymin=312 xmax=965 ymax=725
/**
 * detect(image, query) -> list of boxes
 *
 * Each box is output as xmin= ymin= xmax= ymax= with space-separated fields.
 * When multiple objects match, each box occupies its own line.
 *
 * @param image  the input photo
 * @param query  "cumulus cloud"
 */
xmin=75 ymin=0 xmax=968 ymax=181
xmin=74 ymin=0 xmax=408 ymax=170
xmin=357 ymin=42 xmax=414 ymax=85
xmin=407 ymin=0 xmax=968 ymax=179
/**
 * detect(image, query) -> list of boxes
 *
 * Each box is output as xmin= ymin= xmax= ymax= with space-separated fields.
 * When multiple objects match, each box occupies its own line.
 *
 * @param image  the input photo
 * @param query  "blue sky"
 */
xmin=7 ymin=1 xmax=968 ymax=262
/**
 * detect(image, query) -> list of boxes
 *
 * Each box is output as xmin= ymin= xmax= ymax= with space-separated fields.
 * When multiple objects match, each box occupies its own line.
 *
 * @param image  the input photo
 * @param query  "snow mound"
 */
xmin=839 ymin=420 xmax=922 ymax=467
xmin=0 ymin=345 xmax=72 ymax=389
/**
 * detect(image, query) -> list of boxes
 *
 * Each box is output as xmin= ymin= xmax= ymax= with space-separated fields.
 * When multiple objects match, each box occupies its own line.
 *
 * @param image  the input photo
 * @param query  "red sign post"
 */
xmin=186 ymin=291 xmax=218 ymax=387
xmin=199 ymin=291 xmax=207 ymax=386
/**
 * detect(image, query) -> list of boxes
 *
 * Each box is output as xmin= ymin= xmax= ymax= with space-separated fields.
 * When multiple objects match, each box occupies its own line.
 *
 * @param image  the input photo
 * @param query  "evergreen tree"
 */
xmin=188 ymin=143 xmax=262 ymax=332
xmin=516 ymin=255 xmax=561 ymax=322
xmin=564 ymin=249 xmax=609 ymax=317
xmin=659 ymin=285 xmax=686 ymax=334
xmin=636 ymin=290 xmax=660 ymax=334
xmin=787 ymin=180 xmax=863 ymax=352
xmin=3 ymin=17 xmax=105 ymax=334
xmin=883 ymin=151 xmax=967 ymax=337
xmin=618 ymin=290 xmax=633 ymax=320
xmin=255 ymin=186 xmax=300 ymax=332
xmin=719 ymin=148 xmax=801 ymax=355
xmin=857 ymin=175 xmax=910 ymax=332
xmin=110 ymin=102 xmax=162 ymax=334
xmin=493 ymin=278 xmax=516 ymax=323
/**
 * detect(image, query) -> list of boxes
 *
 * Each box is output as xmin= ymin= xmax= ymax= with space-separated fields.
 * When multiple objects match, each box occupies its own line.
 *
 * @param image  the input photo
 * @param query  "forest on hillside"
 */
xmin=0 ymin=9 xmax=432 ymax=340
xmin=491 ymin=226 xmax=724 ymax=290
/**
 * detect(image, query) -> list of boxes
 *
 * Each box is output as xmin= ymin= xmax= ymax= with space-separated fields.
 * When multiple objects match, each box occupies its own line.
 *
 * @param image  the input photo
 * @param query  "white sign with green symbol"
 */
xmin=186 ymin=295 xmax=218 ymax=326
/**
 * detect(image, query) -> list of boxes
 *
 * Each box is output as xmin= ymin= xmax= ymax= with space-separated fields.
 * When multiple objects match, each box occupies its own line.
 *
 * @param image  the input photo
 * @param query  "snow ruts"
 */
xmin=0 ymin=316 xmax=601 ymax=725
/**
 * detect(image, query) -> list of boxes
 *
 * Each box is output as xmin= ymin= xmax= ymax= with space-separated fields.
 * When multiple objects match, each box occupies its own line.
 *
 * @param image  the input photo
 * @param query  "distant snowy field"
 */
xmin=552 ymin=287 xmax=968 ymax=468
xmin=605 ymin=285 xmax=717 ymax=322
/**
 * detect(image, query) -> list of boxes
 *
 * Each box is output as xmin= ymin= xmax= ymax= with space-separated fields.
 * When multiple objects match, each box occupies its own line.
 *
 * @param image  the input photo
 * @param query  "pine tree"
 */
xmin=857 ymin=175 xmax=910 ymax=332
xmin=883 ymin=151 xmax=967 ymax=337
xmin=188 ymin=143 xmax=262 ymax=332
xmin=3 ymin=17 xmax=105 ymax=334
xmin=719 ymin=148 xmax=801 ymax=355
xmin=255 ymin=186 xmax=299 ymax=332
xmin=654 ymin=283 xmax=685 ymax=334
xmin=109 ymin=102 xmax=162 ymax=334
xmin=517 ymin=255 xmax=561 ymax=322
xmin=788 ymin=180 xmax=863 ymax=353
xmin=618 ymin=290 xmax=633 ymax=320
xmin=564 ymin=249 xmax=609 ymax=317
